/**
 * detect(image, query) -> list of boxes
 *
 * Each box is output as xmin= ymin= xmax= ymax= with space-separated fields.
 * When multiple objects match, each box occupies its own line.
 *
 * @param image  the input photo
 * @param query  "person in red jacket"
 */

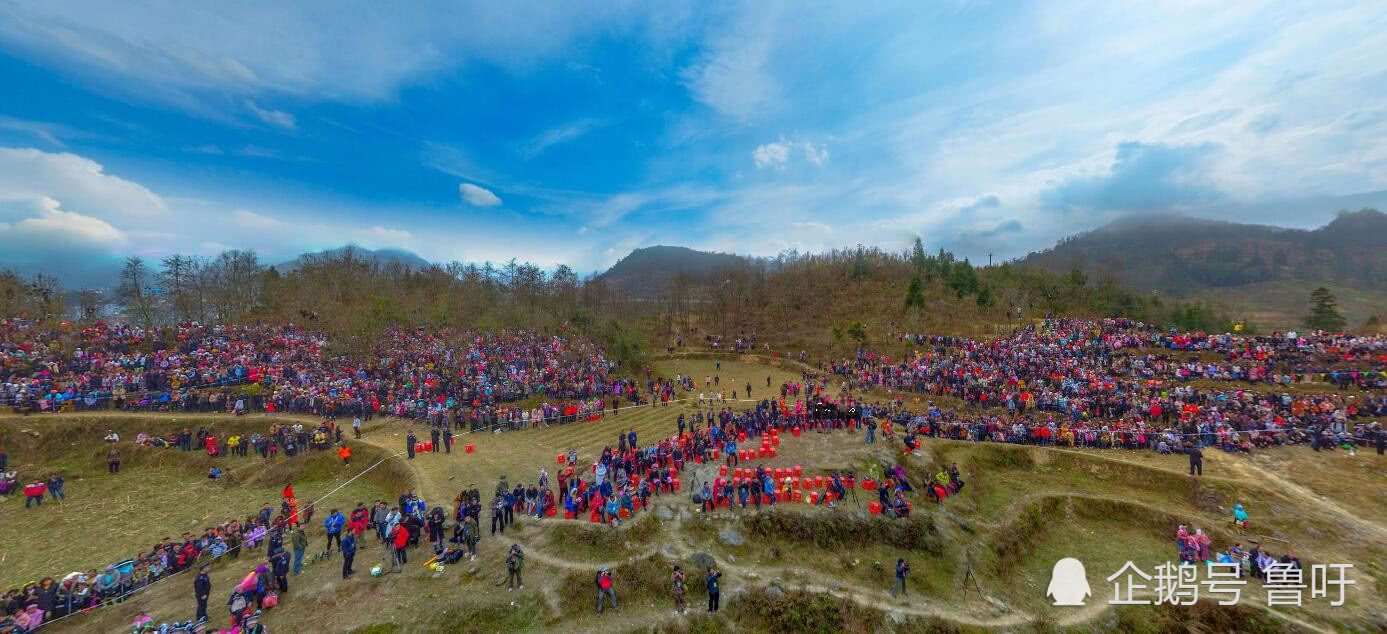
xmin=24 ymin=480 xmax=47 ymax=508
xmin=390 ymin=520 xmax=410 ymax=572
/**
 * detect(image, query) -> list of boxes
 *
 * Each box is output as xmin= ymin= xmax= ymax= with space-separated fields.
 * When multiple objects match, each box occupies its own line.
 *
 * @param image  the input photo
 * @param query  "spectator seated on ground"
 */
xmin=1232 ymin=503 xmax=1249 ymax=528
xmin=208 ymin=467 xmax=222 ymax=480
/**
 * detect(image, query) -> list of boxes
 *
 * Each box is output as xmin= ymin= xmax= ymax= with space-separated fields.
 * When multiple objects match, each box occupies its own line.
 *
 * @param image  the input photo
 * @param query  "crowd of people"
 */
xmin=822 ymin=320 xmax=1386 ymax=456
xmin=3 ymin=316 xmax=1383 ymax=631
xmin=0 ymin=320 xmax=617 ymax=426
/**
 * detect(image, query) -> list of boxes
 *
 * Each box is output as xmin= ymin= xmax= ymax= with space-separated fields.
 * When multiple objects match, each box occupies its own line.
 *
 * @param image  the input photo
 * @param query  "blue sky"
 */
xmin=1 ymin=1 xmax=1385 ymax=285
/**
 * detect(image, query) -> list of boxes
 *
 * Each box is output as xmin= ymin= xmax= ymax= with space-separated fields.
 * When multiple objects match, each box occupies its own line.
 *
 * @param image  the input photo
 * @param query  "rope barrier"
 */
xmin=34 ymin=450 xmax=407 ymax=631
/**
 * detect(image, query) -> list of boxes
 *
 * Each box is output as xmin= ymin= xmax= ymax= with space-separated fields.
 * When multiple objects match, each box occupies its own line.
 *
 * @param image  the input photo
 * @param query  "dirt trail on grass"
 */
xmin=25 ymin=411 xmax=1354 ymax=632
xmin=1220 ymin=457 xmax=1387 ymax=541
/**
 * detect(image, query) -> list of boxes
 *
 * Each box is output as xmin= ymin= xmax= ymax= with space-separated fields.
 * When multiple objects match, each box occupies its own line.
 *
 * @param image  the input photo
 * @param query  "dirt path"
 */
xmin=1220 ymin=457 xmax=1387 ymax=541
xmin=15 ymin=410 xmax=1358 ymax=632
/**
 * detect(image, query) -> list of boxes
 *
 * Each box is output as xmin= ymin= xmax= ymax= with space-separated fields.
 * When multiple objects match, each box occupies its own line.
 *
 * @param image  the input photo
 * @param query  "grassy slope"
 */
xmin=14 ymin=359 xmax=1386 ymax=633
xmin=1190 ymin=279 xmax=1387 ymax=330
xmin=0 ymin=414 xmax=406 ymax=587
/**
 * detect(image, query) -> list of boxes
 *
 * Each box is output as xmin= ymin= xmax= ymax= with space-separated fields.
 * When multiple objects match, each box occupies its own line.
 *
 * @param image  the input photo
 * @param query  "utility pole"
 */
xmin=987 ymin=252 xmax=992 ymax=267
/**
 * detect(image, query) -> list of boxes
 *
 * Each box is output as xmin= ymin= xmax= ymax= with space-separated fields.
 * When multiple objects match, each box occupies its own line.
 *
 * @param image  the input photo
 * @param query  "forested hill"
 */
xmin=1018 ymin=209 xmax=1387 ymax=292
xmin=596 ymin=245 xmax=757 ymax=294
xmin=277 ymin=246 xmax=433 ymax=271
xmin=1015 ymin=209 xmax=1387 ymax=327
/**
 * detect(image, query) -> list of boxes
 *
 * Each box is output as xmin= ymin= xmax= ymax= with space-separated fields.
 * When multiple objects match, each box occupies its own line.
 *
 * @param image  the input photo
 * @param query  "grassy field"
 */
xmin=8 ymin=358 xmax=1385 ymax=633
xmin=0 ymin=414 xmax=407 ymax=588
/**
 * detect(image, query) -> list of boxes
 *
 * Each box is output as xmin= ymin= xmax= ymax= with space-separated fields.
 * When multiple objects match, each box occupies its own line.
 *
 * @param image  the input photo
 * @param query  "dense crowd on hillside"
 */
xmin=3 ymin=317 xmax=1385 ymax=631
xmin=821 ymin=320 xmax=1386 ymax=452
xmin=0 ymin=321 xmax=617 ymax=424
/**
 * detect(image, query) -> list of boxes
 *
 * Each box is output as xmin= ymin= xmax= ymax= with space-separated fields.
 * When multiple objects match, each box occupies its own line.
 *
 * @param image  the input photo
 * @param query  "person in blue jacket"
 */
xmin=341 ymin=533 xmax=357 ymax=579
xmin=706 ymin=567 xmax=722 ymax=612
xmin=323 ymin=509 xmax=345 ymax=554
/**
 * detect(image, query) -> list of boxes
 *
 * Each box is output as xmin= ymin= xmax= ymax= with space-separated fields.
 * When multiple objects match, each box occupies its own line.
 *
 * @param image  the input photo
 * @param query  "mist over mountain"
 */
xmin=1014 ymin=209 xmax=1387 ymax=326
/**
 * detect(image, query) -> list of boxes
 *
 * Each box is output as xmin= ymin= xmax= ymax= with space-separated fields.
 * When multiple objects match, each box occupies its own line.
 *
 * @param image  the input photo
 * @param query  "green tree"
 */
xmin=846 ymin=321 xmax=868 ymax=345
xmin=910 ymin=237 xmax=928 ymax=272
xmin=1068 ymin=267 xmax=1088 ymax=288
xmin=851 ymin=245 xmax=870 ymax=286
xmin=904 ymin=274 xmax=925 ymax=309
xmin=1303 ymin=287 xmax=1346 ymax=332
xmin=976 ymin=284 xmax=994 ymax=307
xmin=947 ymin=260 xmax=980 ymax=298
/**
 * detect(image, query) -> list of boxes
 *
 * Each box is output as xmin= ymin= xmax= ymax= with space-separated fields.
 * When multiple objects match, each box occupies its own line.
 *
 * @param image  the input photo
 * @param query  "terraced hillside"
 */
xmin=5 ymin=358 xmax=1384 ymax=633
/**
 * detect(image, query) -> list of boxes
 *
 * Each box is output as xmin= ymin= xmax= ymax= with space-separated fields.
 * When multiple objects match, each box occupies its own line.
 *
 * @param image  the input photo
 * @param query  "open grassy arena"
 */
xmin=4 ymin=358 xmax=1385 ymax=633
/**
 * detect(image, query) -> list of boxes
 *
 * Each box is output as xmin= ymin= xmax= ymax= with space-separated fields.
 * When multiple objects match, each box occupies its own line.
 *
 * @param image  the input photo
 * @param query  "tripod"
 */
xmin=961 ymin=552 xmax=982 ymax=600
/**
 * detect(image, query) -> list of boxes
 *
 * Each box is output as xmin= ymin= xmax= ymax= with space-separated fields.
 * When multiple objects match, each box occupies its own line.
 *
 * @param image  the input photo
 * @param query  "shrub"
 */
xmin=742 ymin=510 xmax=942 ymax=555
xmin=727 ymin=587 xmax=884 ymax=634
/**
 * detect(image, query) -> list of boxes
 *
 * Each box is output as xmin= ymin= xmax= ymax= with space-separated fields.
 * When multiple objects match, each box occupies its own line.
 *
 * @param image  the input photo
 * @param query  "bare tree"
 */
xmin=118 ymin=256 xmax=158 ymax=329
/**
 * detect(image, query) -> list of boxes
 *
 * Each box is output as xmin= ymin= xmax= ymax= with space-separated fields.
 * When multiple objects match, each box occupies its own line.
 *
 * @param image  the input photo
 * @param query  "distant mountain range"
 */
xmin=1014 ymin=209 xmax=1387 ymax=327
xmin=595 ymin=245 xmax=756 ymax=293
xmin=275 ymin=245 xmax=433 ymax=271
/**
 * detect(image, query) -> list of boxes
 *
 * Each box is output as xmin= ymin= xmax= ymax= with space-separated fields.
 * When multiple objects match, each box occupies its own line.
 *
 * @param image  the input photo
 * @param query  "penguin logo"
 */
xmin=1046 ymin=557 xmax=1091 ymax=606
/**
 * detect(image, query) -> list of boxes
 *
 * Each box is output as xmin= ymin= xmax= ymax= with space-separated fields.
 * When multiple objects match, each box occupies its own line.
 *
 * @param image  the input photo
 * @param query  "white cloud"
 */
xmin=752 ymin=141 xmax=790 ymax=168
xmin=801 ymin=142 xmax=829 ymax=166
xmin=245 ymin=100 xmax=296 ymax=131
xmin=362 ymin=226 xmax=412 ymax=242
xmin=753 ymin=138 xmax=829 ymax=168
xmin=459 ymin=183 xmax=502 ymax=207
xmin=520 ymin=119 xmax=606 ymax=158
xmin=3 ymin=196 xmax=127 ymax=245
xmin=0 ymin=147 xmax=167 ymax=218
xmin=680 ymin=5 xmax=781 ymax=120
xmin=231 ymin=209 xmax=281 ymax=228
xmin=184 ymin=144 xmax=224 ymax=155
xmin=0 ymin=3 xmax=689 ymax=112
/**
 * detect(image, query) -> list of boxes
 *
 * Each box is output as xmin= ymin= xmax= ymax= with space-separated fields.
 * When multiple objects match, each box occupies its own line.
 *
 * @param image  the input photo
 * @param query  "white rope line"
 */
xmin=36 ymin=450 xmax=408 ymax=630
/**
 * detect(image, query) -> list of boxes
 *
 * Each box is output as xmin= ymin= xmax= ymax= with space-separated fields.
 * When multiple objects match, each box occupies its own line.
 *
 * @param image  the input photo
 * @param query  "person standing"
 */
xmin=430 ymin=426 xmax=441 ymax=453
xmin=491 ymin=494 xmax=506 ymax=535
xmin=352 ymin=416 xmax=362 ymax=439
xmin=596 ymin=566 xmax=618 ymax=614
xmin=1376 ymin=424 xmax=1385 ymax=456
xmin=47 ymin=473 xmax=64 ymax=501
xmin=291 ymin=526 xmax=308 ymax=575
xmin=507 ymin=544 xmax=524 ymax=591
xmin=391 ymin=521 xmax=409 ymax=571
xmin=706 ymin=566 xmax=722 ymax=612
xmin=671 ymin=565 xmax=687 ymax=615
xmin=341 ymin=533 xmax=357 ymax=579
xmin=107 ymin=446 xmax=121 ymax=474
xmin=271 ymin=548 xmax=290 ymax=593
xmin=194 ymin=564 xmax=211 ymax=622
xmin=443 ymin=428 xmax=453 ymax=454
xmin=1187 ymin=445 xmax=1203 ymax=476
xmin=892 ymin=558 xmax=909 ymax=597
xmin=323 ymin=509 xmax=345 ymax=554
xmin=406 ymin=432 xmax=417 ymax=459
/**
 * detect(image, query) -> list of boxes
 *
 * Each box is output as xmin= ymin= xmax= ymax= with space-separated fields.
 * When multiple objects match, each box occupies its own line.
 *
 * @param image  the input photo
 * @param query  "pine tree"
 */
xmin=904 ymin=274 xmax=925 ymax=309
xmin=1303 ymin=287 xmax=1346 ymax=332
xmin=910 ymin=237 xmax=927 ymax=272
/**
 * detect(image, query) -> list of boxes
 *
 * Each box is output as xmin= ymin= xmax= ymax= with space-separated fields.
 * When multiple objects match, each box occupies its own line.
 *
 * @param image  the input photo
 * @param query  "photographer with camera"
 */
xmin=892 ymin=558 xmax=910 ymax=597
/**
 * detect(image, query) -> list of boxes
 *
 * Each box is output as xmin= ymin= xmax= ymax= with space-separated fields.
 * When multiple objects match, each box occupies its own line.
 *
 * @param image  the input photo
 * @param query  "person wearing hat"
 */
xmin=193 ymin=563 xmax=211 ymax=622
xmin=242 ymin=609 xmax=265 ymax=634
